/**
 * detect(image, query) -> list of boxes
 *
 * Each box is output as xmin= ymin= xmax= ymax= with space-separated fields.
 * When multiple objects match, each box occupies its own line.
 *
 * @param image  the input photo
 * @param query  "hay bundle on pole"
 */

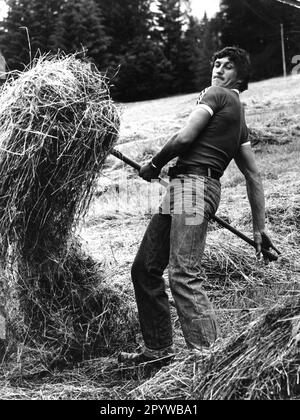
xmin=0 ymin=54 xmax=119 ymax=261
xmin=0 ymin=55 xmax=136 ymax=363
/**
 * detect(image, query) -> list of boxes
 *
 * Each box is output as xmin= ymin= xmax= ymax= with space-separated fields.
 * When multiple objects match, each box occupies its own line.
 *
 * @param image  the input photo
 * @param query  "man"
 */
xmin=119 ymin=47 xmax=278 ymax=366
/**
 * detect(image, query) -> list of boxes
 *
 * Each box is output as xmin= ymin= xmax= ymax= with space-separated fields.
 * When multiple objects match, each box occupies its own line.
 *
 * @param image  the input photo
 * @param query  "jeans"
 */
xmin=131 ymin=175 xmax=221 ymax=351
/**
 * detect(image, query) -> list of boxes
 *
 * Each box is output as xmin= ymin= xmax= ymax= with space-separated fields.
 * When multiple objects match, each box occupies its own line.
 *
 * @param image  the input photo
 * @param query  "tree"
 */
xmin=218 ymin=0 xmax=300 ymax=80
xmin=52 ymin=0 xmax=110 ymax=69
xmin=175 ymin=11 xmax=222 ymax=94
xmin=94 ymin=0 xmax=157 ymax=93
xmin=176 ymin=16 xmax=202 ymax=93
xmin=0 ymin=0 xmax=61 ymax=70
xmin=154 ymin=0 xmax=184 ymax=92
xmin=196 ymin=14 xmax=221 ymax=90
xmin=113 ymin=37 xmax=173 ymax=101
xmin=95 ymin=0 xmax=154 ymax=56
xmin=155 ymin=0 xmax=182 ymax=59
xmin=94 ymin=0 xmax=178 ymax=100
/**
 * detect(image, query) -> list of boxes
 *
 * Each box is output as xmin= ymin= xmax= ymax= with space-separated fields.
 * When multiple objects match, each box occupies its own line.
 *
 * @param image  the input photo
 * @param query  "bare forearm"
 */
xmin=152 ymin=133 xmax=190 ymax=169
xmin=151 ymin=107 xmax=212 ymax=169
xmin=234 ymin=147 xmax=277 ymax=260
xmin=246 ymin=173 xmax=265 ymax=232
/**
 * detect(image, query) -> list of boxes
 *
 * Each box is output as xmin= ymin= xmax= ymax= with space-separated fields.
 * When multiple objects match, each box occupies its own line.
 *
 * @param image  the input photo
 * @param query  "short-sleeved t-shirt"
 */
xmin=177 ymin=86 xmax=250 ymax=176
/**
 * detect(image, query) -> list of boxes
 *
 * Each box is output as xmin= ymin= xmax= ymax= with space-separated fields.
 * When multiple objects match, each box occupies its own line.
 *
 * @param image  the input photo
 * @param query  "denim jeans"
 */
xmin=131 ymin=175 xmax=221 ymax=351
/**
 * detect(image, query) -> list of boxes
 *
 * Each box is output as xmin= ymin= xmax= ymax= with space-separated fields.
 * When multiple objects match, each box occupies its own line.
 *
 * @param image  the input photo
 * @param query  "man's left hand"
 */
xmin=254 ymin=230 xmax=280 ymax=263
xmin=139 ymin=162 xmax=161 ymax=182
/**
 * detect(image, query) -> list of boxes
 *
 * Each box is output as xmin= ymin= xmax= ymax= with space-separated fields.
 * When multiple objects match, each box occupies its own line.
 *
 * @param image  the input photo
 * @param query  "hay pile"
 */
xmin=194 ymin=299 xmax=300 ymax=400
xmin=202 ymin=233 xmax=290 ymax=291
xmin=132 ymin=298 xmax=300 ymax=400
xmin=0 ymin=55 xmax=119 ymax=261
xmin=191 ymin=235 xmax=298 ymax=341
xmin=0 ymin=55 xmax=136 ymax=363
xmin=266 ymin=200 xmax=300 ymax=238
xmin=131 ymin=225 xmax=299 ymax=400
xmin=248 ymin=114 xmax=300 ymax=147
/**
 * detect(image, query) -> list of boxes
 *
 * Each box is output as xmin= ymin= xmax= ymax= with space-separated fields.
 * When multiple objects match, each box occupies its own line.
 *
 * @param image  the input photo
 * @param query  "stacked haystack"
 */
xmin=0 ymin=55 xmax=137 ymax=364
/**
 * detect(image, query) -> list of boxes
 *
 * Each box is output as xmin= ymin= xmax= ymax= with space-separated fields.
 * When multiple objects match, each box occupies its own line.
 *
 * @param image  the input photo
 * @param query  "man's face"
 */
xmin=211 ymin=57 xmax=241 ymax=89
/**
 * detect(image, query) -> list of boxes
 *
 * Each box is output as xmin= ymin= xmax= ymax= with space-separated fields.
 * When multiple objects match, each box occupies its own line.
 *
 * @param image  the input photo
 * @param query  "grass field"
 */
xmin=0 ymin=74 xmax=300 ymax=400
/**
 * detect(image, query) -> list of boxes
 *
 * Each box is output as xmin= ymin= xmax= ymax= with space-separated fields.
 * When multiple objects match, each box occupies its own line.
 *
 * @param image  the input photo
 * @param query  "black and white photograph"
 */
xmin=0 ymin=0 xmax=299 ymax=403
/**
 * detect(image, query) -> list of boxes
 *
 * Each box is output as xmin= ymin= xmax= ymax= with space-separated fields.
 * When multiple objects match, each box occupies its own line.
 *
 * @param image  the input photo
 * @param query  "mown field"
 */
xmin=0 ymin=74 xmax=299 ymax=400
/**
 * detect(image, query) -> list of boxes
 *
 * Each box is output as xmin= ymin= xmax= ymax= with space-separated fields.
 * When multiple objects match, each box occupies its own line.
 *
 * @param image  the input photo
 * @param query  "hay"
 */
xmin=194 ymin=298 xmax=300 ymax=400
xmin=0 ymin=54 xmax=138 ymax=363
xmin=0 ymin=54 xmax=119 ymax=261
xmin=202 ymin=233 xmax=287 ymax=293
xmin=182 ymin=233 xmax=299 ymax=343
xmin=132 ymin=298 xmax=300 ymax=400
xmin=248 ymin=114 xmax=300 ymax=147
xmin=10 ymin=239 xmax=138 ymax=365
xmin=266 ymin=201 xmax=300 ymax=236
xmin=131 ymin=227 xmax=300 ymax=400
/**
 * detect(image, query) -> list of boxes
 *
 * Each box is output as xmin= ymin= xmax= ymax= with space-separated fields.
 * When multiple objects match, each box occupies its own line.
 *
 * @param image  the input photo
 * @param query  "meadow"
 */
xmin=0 ymin=73 xmax=299 ymax=400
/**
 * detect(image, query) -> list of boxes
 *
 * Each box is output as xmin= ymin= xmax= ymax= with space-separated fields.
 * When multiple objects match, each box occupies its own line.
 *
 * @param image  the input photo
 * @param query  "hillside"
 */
xmin=0 ymin=74 xmax=299 ymax=400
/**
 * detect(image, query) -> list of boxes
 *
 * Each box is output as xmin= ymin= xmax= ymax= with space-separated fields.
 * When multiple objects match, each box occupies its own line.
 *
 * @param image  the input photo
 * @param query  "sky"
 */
xmin=0 ymin=1 xmax=8 ymax=20
xmin=0 ymin=0 xmax=221 ymax=21
xmin=190 ymin=0 xmax=221 ymax=18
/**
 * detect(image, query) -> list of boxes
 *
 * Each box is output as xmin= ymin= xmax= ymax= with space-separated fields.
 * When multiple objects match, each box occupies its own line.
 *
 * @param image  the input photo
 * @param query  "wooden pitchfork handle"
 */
xmin=110 ymin=148 xmax=280 ymax=262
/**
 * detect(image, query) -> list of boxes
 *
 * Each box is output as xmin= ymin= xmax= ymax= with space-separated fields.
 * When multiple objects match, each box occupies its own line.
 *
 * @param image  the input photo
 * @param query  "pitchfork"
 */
xmin=110 ymin=148 xmax=281 ymax=262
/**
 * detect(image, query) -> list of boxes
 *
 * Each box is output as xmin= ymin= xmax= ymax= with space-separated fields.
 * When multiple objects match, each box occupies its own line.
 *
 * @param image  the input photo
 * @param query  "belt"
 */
xmin=167 ymin=165 xmax=221 ymax=181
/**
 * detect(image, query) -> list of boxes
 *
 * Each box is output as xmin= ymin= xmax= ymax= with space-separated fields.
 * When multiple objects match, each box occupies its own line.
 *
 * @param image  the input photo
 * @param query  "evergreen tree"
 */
xmin=95 ymin=0 xmax=154 ymax=56
xmin=52 ymin=0 xmax=110 ymax=69
xmin=0 ymin=0 xmax=234 ymax=100
xmin=218 ymin=0 xmax=300 ymax=79
xmin=176 ymin=15 xmax=202 ymax=93
xmin=155 ymin=0 xmax=182 ymax=60
xmin=94 ymin=0 xmax=157 ymax=95
xmin=155 ymin=0 xmax=184 ymax=92
xmin=0 ymin=0 xmax=61 ymax=70
xmin=113 ymin=37 xmax=173 ymax=101
xmin=196 ymin=14 xmax=221 ymax=90
xmin=94 ymin=0 xmax=174 ymax=100
xmin=176 ymin=11 xmax=221 ymax=94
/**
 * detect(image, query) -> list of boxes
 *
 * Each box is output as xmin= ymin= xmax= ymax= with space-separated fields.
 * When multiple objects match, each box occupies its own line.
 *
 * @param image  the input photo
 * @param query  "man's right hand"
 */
xmin=139 ymin=161 xmax=161 ymax=183
xmin=254 ymin=231 xmax=280 ymax=263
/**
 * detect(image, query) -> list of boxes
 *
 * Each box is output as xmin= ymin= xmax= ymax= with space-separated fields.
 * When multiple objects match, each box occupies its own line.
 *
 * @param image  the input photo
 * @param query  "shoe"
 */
xmin=118 ymin=345 xmax=175 ymax=368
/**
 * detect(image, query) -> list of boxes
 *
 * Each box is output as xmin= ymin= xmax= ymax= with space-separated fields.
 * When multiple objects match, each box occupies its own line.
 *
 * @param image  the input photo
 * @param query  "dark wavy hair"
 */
xmin=211 ymin=47 xmax=252 ymax=92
